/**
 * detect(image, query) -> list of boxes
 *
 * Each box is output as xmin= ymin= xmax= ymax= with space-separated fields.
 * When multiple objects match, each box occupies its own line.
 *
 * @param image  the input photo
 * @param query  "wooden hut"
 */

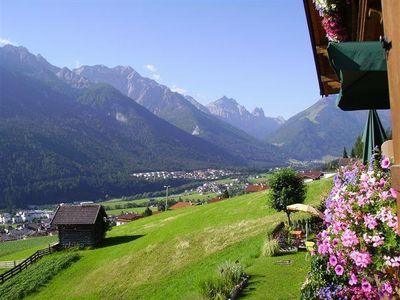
xmin=51 ymin=204 xmax=108 ymax=248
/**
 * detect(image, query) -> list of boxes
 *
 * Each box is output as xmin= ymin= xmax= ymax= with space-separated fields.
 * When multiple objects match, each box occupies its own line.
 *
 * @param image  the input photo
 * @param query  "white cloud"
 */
xmin=0 ymin=38 xmax=16 ymax=46
xmin=144 ymin=64 xmax=157 ymax=72
xmin=144 ymin=64 xmax=161 ymax=81
xmin=171 ymin=85 xmax=188 ymax=95
xmin=75 ymin=60 xmax=82 ymax=68
xmin=152 ymin=74 xmax=161 ymax=80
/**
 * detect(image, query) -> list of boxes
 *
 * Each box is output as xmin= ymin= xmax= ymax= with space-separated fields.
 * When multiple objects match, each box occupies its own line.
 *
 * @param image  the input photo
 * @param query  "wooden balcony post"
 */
xmin=381 ymin=0 xmax=400 ymax=234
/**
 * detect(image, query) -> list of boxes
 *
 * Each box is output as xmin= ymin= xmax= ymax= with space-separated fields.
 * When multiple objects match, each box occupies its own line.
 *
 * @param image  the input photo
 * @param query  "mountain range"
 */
xmin=206 ymin=96 xmax=284 ymax=139
xmin=72 ymin=64 xmax=281 ymax=164
xmin=267 ymin=97 xmax=391 ymax=160
xmin=0 ymin=44 xmax=392 ymax=207
xmin=0 ymin=45 xmax=251 ymax=207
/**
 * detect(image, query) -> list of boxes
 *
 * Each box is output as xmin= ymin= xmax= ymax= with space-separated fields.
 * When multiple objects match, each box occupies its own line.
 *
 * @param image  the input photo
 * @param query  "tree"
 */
xmin=352 ymin=135 xmax=364 ymax=158
xmin=342 ymin=147 xmax=348 ymax=158
xmin=268 ymin=168 xmax=306 ymax=226
xmin=142 ymin=207 xmax=153 ymax=217
xmin=222 ymin=189 xmax=230 ymax=199
xmin=157 ymin=202 xmax=165 ymax=212
xmin=350 ymin=147 xmax=356 ymax=158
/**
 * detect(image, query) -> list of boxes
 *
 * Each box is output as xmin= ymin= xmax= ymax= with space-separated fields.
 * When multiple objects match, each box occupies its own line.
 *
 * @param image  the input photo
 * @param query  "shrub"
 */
xmin=302 ymin=155 xmax=400 ymax=299
xmin=200 ymin=261 xmax=245 ymax=300
xmin=142 ymin=207 xmax=152 ymax=217
xmin=217 ymin=261 xmax=244 ymax=285
xmin=200 ymin=278 xmax=229 ymax=300
xmin=262 ymin=237 xmax=279 ymax=257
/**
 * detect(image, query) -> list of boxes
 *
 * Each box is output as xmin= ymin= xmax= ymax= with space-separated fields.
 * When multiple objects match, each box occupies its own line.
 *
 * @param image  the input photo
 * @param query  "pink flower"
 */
xmin=334 ymin=264 xmax=344 ymax=276
xmin=381 ymin=282 xmax=393 ymax=295
xmin=317 ymin=240 xmax=330 ymax=255
xmin=361 ymin=278 xmax=372 ymax=293
xmin=363 ymin=214 xmax=377 ymax=230
xmin=341 ymin=229 xmax=359 ymax=247
xmin=390 ymin=188 xmax=398 ymax=198
xmin=349 ymin=273 xmax=358 ymax=285
xmin=371 ymin=234 xmax=384 ymax=247
xmin=329 ymin=255 xmax=338 ymax=266
xmin=381 ymin=157 xmax=390 ymax=169
xmin=350 ymin=251 xmax=371 ymax=268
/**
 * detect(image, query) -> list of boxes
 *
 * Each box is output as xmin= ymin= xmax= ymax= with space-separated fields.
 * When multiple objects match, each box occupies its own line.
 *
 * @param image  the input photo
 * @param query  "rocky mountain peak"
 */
xmin=0 ymin=44 xmax=59 ymax=73
xmin=252 ymin=107 xmax=265 ymax=117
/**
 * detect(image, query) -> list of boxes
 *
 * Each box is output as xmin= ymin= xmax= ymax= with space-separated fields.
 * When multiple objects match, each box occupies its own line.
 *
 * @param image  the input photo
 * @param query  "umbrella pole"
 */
xmin=306 ymin=219 xmax=309 ymax=241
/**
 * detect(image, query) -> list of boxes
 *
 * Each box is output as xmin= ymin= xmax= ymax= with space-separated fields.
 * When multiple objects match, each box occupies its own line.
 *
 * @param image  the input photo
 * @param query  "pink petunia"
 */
xmin=349 ymin=273 xmax=358 ymax=285
xmin=334 ymin=264 xmax=344 ymax=276
xmin=390 ymin=188 xmax=398 ymax=198
xmin=381 ymin=157 xmax=390 ymax=169
xmin=329 ymin=255 xmax=338 ymax=267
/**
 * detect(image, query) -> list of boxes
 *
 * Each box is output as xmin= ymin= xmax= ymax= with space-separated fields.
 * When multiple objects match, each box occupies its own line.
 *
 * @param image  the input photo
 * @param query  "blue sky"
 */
xmin=0 ymin=0 xmax=321 ymax=118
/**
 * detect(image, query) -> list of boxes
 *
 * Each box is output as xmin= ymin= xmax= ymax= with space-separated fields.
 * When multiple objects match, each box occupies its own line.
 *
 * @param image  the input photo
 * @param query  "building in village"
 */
xmin=244 ymin=184 xmax=270 ymax=193
xmin=115 ymin=212 xmax=143 ymax=226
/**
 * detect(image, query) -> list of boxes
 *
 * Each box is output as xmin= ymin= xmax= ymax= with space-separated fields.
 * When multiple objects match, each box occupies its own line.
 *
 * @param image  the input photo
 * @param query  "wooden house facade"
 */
xmin=51 ymin=204 xmax=108 ymax=247
xmin=303 ymin=0 xmax=400 ymax=233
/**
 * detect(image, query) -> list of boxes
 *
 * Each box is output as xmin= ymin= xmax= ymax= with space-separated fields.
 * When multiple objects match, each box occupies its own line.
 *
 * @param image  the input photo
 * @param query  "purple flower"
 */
xmin=334 ymin=264 xmax=344 ymax=276
xmin=381 ymin=157 xmax=390 ymax=169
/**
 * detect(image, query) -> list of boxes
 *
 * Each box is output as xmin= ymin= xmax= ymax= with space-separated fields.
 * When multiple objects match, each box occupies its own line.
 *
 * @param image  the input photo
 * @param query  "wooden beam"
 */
xmin=320 ymin=74 xmax=339 ymax=83
xmin=382 ymin=0 xmax=400 ymax=234
xmin=316 ymin=46 xmax=328 ymax=56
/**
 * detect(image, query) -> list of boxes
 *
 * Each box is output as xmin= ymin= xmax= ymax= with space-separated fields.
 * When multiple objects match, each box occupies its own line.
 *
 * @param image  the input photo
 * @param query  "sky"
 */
xmin=0 ymin=0 xmax=321 ymax=119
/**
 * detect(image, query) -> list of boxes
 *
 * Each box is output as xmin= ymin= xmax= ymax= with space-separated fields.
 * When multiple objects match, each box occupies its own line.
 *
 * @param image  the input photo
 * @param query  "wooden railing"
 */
xmin=0 ymin=243 xmax=59 ymax=284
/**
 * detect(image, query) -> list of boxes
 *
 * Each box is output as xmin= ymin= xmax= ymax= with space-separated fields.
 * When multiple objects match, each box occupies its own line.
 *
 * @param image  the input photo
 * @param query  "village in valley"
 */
xmin=0 ymin=168 xmax=335 ymax=241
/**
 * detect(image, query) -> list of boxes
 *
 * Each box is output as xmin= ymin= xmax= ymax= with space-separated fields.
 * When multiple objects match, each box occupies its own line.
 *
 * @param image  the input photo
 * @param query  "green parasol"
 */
xmin=362 ymin=109 xmax=387 ymax=164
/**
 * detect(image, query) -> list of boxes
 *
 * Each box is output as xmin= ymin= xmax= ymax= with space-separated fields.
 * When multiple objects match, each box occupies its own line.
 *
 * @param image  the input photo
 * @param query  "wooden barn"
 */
xmin=51 ymin=204 xmax=108 ymax=248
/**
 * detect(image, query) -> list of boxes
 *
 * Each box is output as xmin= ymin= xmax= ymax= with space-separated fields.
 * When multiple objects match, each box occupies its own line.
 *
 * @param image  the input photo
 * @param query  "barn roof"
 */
xmin=244 ymin=184 xmax=270 ymax=193
xmin=169 ymin=202 xmax=193 ymax=210
xmin=51 ymin=204 xmax=106 ymax=225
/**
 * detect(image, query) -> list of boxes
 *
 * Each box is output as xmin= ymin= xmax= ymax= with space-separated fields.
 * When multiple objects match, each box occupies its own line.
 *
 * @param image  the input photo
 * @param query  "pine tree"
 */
xmin=343 ymin=147 xmax=349 ymax=158
xmin=351 ymin=147 xmax=356 ymax=158
xmin=353 ymin=135 xmax=364 ymax=158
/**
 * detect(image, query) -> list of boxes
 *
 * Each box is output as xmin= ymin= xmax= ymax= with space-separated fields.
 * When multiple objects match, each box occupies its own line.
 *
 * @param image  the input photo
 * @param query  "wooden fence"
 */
xmin=0 ymin=243 xmax=59 ymax=284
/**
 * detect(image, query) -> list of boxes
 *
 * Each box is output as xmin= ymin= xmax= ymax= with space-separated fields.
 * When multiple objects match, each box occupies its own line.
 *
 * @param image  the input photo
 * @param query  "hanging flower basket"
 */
xmin=313 ymin=0 xmax=349 ymax=42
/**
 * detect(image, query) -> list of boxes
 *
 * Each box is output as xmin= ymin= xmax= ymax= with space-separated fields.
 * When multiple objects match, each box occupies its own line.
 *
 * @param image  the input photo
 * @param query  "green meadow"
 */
xmin=1 ymin=179 xmax=332 ymax=299
xmin=0 ymin=236 xmax=57 ymax=261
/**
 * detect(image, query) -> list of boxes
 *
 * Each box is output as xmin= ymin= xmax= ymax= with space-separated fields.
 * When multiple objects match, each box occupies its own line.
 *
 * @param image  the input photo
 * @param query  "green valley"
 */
xmin=0 ymin=179 xmax=332 ymax=299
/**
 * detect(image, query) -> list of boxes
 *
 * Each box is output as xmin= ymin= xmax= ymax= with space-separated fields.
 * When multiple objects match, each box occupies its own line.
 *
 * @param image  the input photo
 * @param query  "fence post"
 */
xmin=14 ymin=260 xmax=16 ymax=267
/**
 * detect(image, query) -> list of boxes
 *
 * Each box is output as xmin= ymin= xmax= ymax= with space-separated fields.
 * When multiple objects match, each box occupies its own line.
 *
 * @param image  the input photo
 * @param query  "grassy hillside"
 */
xmin=0 ymin=236 xmax=57 ymax=261
xmin=2 ymin=179 xmax=332 ymax=299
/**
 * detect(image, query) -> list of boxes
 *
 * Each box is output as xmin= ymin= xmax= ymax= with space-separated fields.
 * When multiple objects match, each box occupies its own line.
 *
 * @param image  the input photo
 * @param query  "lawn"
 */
xmin=102 ymin=192 xmax=218 ymax=216
xmin=0 ymin=236 xmax=58 ymax=261
xmin=247 ymin=173 xmax=271 ymax=184
xmin=5 ymin=178 xmax=332 ymax=299
xmin=105 ymin=206 xmax=148 ymax=216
